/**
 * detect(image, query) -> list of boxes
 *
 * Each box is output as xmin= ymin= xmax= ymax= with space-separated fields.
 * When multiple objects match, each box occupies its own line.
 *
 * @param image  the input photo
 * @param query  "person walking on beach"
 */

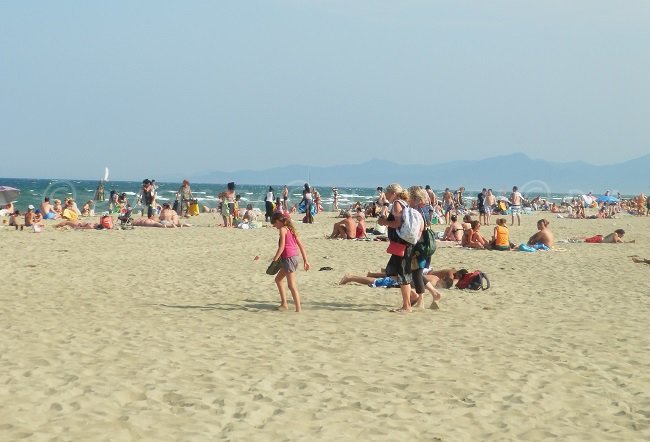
xmin=376 ymin=187 xmax=387 ymax=207
xmin=442 ymin=188 xmax=454 ymax=224
xmin=485 ymin=189 xmax=496 ymax=226
xmin=478 ymin=188 xmax=488 ymax=225
xmin=510 ymin=186 xmax=523 ymax=226
xmin=282 ymin=185 xmax=289 ymax=207
xmin=139 ymin=179 xmax=155 ymax=218
xmin=271 ymin=212 xmax=310 ymax=312
xmin=377 ymin=183 xmax=415 ymax=313
xmin=455 ymin=187 xmax=465 ymax=212
xmin=176 ymin=180 xmax=193 ymax=217
xmin=425 ymin=185 xmax=437 ymax=208
xmin=332 ymin=187 xmax=339 ymax=211
xmin=264 ymin=186 xmax=275 ymax=222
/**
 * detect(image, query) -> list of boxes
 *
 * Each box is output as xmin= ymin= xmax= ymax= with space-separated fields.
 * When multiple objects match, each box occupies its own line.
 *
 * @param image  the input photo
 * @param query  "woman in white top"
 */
xmin=264 ymin=186 xmax=275 ymax=222
xmin=300 ymin=183 xmax=314 ymax=224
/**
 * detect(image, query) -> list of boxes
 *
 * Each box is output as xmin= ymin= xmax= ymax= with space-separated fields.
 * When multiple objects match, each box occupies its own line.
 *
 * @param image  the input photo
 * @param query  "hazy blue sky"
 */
xmin=1 ymin=1 xmax=649 ymax=180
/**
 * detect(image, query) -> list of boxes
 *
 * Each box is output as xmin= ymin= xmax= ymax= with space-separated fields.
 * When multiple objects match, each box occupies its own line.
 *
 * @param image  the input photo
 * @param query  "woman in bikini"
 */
xmin=443 ymin=214 xmax=464 ymax=241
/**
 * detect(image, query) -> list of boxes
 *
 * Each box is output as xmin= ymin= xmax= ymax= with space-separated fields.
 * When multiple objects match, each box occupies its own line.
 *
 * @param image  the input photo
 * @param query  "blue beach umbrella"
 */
xmin=596 ymin=195 xmax=619 ymax=204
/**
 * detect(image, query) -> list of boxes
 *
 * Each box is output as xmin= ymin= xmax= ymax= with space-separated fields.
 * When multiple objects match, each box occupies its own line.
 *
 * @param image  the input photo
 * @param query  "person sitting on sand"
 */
xmin=40 ymin=197 xmax=56 ymax=219
xmin=355 ymin=210 xmax=367 ymax=239
xmin=461 ymin=214 xmax=472 ymax=231
xmin=242 ymin=204 xmax=257 ymax=223
xmin=329 ymin=211 xmax=355 ymax=239
xmin=62 ymin=199 xmax=79 ymax=221
xmin=527 ymin=219 xmax=554 ymax=248
xmin=9 ymin=210 xmax=23 ymax=230
xmin=52 ymin=199 xmax=63 ymax=217
xmin=159 ymin=203 xmax=178 ymax=227
xmin=24 ymin=205 xmax=36 ymax=227
xmin=3 ymin=202 xmax=15 ymax=216
xmin=491 ymin=218 xmax=513 ymax=251
xmin=462 ymin=220 xmax=489 ymax=249
xmin=81 ymin=200 xmax=93 ymax=217
xmin=443 ymin=214 xmax=464 ymax=241
xmin=33 ymin=209 xmax=43 ymax=224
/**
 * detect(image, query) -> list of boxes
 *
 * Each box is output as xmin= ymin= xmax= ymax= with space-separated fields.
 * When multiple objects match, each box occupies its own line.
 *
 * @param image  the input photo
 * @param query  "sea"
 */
xmin=1 ymin=178 xmax=380 ymax=212
xmin=0 ymin=177 xmax=611 ymax=213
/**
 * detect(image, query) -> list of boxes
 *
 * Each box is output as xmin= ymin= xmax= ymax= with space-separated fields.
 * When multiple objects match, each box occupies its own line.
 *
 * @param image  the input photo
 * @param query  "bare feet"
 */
xmin=277 ymin=304 xmax=288 ymax=311
xmin=339 ymin=274 xmax=351 ymax=285
xmin=413 ymin=295 xmax=424 ymax=309
xmin=390 ymin=308 xmax=412 ymax=313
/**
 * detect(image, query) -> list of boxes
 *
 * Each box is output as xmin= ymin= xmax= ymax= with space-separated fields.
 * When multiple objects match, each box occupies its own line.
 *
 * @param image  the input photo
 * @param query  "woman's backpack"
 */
xmin=414 ymin=227 xmax=437 ymax=259
xmin=395 ymin=200 xmax=423 ymax=245
xmin=456 ymin=271 xmax=490 ymax=290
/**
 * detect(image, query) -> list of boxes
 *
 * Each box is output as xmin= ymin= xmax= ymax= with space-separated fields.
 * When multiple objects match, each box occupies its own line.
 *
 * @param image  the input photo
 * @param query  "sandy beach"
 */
xmin=1 ymin=211 xmax=649 ymax=441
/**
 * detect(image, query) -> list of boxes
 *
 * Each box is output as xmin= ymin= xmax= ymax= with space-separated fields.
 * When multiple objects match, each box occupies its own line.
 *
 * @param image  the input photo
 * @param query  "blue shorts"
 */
xmin=370 ymin=277 xmax=400 ymax=288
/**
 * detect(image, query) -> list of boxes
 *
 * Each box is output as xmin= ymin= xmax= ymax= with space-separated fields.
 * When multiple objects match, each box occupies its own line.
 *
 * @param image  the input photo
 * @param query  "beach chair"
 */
xmin=118 ymin=206 xmax=134 ymax=229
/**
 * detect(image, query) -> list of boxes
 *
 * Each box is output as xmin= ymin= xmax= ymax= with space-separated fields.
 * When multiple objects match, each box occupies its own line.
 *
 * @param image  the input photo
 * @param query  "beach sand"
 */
xmin=1 ymin=212 xmax=649 ymax=441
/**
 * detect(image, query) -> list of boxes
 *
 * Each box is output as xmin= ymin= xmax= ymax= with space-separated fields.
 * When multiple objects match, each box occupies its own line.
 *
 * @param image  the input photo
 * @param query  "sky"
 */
xmin=1 ymin=1 xmax=649 ymax=181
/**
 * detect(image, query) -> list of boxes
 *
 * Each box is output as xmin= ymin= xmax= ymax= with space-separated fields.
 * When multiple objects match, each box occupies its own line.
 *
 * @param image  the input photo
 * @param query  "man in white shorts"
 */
xmin=510 ymin=186 xmax=523 ymax=226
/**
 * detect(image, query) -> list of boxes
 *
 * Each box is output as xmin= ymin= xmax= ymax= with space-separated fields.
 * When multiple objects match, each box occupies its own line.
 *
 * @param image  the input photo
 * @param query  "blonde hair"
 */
xmin=386 ymin=183 xmax=409 ymax=202
xmin=408 ymin=186 xmax=428 ymax=205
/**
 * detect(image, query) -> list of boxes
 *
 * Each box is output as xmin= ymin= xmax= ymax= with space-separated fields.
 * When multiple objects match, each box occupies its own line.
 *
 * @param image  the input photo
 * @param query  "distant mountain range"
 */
xmin=177 ymin=153 xmax=650 ymax=195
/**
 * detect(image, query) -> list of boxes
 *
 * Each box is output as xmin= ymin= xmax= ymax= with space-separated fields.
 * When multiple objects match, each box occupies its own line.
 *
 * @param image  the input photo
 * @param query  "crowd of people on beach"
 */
xmin=2 ymin=179 xmax=646 ymax=312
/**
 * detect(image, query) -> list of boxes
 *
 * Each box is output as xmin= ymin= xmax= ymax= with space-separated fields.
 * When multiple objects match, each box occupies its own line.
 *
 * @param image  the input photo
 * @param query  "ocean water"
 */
xmin=0 ymin=178 xmax=382 ymax=212
xmin=0 ymin=177 xmax=624 ymax=213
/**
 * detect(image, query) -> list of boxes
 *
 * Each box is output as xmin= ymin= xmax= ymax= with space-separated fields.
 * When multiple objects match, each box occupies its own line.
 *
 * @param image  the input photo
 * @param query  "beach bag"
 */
xmin=395 ymin=200 xmax=423 ymax=245
xmin=189 ymin=199 xmax=200 ymax=216
xmin=456 ymin=271 xmax=490 ymax=290
xmin=100 ymin=215 xmax=113 ymax=230
xmin=414 ymin=227 xmax=437 ymax=259
xmin=386 ymin=240 xmax=407 ymax=257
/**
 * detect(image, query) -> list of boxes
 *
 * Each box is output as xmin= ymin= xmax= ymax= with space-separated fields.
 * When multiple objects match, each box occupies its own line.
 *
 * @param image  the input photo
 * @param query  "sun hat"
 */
xmin=27 ymin=205 xmax=35 ymax=210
